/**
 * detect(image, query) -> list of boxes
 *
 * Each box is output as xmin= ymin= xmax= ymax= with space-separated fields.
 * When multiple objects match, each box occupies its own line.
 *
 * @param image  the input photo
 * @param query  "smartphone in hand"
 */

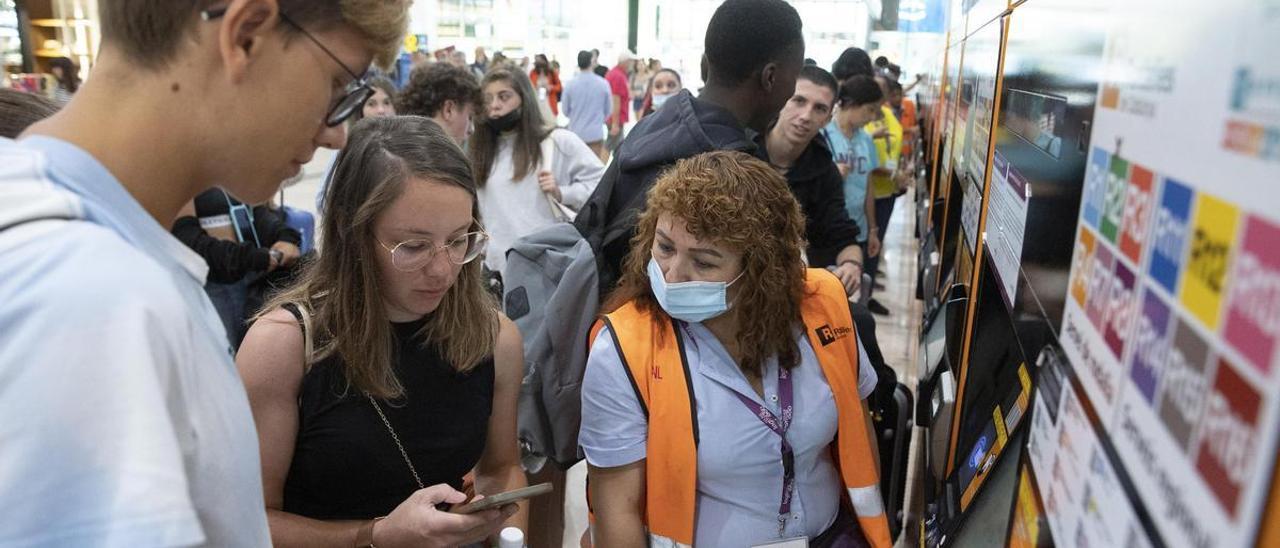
xmin=451 ymin=483 xmax=553 ymax=514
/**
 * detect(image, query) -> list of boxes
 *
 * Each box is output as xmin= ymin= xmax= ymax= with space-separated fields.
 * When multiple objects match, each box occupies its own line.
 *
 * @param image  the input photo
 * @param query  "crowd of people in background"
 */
xmin=0 ymin=0 xmax=926 ymax=546
xmin=392 ymin=42 xmax=676 ymax=162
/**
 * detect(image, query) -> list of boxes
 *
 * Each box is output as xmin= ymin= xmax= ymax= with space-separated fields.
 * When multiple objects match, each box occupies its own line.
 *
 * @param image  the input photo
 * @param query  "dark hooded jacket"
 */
xmin=754 ymin=130 xmax=861 ymax=267
xmin=573 ymin=89 xmax=754 ymax=291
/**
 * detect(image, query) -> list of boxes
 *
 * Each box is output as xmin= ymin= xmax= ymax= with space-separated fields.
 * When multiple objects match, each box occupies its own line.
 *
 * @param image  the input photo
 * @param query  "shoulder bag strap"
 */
xmin=281 ymin=302 xmax=314 ymax=372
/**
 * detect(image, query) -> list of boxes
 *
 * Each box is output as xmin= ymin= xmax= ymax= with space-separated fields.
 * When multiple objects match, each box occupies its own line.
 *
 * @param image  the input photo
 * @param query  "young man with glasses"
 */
xmin=0 ymin=2 xmax=504 ymax=546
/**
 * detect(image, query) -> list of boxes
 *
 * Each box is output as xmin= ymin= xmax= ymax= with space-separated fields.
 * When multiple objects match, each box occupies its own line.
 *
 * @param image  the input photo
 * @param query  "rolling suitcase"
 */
xmin=873 ymin=381 xmax=915 ymax=542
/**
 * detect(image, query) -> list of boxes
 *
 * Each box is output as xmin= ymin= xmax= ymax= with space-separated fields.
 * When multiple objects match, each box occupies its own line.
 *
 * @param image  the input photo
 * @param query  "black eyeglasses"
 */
xmin=201 ymin=7 xmax=372 ymax=127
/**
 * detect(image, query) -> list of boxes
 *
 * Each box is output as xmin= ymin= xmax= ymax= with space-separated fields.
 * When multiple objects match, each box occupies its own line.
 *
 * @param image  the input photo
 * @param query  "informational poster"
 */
xmin=986 ymin=151 xmax=1029 ymax=307
xmin=1058 ymin=1 xmax=1280 ymax=546
xmin=1026 ymin=359 xmax=1155 ymax=548
xmin=1027 ymin=376 xmax=1089 ymax=542
xmin=1026 ymin=351 xmax=1066 ymax=471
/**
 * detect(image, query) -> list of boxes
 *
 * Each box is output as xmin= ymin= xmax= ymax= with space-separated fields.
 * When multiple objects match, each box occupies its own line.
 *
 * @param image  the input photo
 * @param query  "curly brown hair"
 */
xmin=604 ymin=150 xmax=809 ymax=374
xmin=397 ymin=62 xmax=481 ymax=119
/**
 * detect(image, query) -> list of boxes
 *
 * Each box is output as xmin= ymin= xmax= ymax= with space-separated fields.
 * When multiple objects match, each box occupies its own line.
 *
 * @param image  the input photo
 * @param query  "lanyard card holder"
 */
xmin=222 ymin=190 xmax=262 ymax=247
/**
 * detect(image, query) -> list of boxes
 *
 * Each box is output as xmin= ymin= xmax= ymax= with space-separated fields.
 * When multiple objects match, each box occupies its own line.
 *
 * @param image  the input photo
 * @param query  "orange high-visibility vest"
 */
xmin=591 ymin=268 xmax=892 ymax=548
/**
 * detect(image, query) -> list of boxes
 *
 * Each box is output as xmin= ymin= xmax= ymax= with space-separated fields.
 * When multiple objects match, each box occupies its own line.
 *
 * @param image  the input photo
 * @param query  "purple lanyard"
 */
xmin=729 ymin=366 xmax=796 ymax=536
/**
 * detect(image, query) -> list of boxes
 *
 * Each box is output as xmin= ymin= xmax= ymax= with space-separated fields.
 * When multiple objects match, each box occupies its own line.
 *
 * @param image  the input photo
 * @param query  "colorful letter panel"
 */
xmin=1157 ymin=317 xmax=1211 ymax=452
xmin=1195 ymin=357 xmax=1262 ymax=519
xmin=1101 ymin=156 xmax=1129 ymax=243
xmin=1149 ymin=179 xmax=1195 ymax=294
xmin=1105 ymin=260 xmax=1139 ymax=360
xmin=1084 ymin=147 xmax=1110 ymax=229
xmin=1223 ymin=216 xmax=1280 ymax=375
xmin=1072 ymin=228 xmax=1099 ymax=307
xmin=1181 ymin=195 xmax=1240 ymax=331
xmin=1130 ymin=288 xmax=1174 ymax=404
xmin=1087 ymin=244 xmax=1117 ymax=331
xmin=1119 ymin=165 xmax=1156 ymax=265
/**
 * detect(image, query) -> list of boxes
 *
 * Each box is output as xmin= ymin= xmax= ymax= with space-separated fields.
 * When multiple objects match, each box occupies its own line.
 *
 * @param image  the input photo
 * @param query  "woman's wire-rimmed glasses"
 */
xmin=378 ymin=231 xmax=490 ymax=272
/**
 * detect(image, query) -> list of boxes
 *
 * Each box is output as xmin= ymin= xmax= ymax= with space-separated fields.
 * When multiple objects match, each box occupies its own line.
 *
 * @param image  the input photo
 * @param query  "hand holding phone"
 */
xmin=375 ymin=484 xmax=515 ymax=547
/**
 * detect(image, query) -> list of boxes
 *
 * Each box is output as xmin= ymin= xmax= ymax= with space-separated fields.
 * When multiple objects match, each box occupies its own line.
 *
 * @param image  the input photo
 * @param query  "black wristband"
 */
xmin=840 ymin=259 xmax=862 ymax=269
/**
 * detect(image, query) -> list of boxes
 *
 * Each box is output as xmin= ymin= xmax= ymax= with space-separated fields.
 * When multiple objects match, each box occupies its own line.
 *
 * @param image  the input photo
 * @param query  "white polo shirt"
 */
xmin=0 ymin=137 xmax=270 ymax=547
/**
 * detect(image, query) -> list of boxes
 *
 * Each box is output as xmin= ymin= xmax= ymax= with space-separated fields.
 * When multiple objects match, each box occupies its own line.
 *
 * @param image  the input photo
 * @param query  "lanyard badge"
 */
xmin=728 ymin=367 xmax=798 ymax=539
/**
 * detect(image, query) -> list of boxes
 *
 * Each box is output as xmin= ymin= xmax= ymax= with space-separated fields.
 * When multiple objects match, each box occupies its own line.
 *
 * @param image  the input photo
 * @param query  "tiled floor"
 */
xmin=284 ymin=153 xmax=926 ymax=548
xmin=874 ymin=195 xmax=922 ymax=383
xmin=873 ymin=196 xmax=925 ymax=548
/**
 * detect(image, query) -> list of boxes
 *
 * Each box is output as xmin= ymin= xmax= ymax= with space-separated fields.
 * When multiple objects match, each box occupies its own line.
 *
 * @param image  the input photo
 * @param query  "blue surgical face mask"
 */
xmin=647 ymin=257 xmax=744 ymax=323
xmin=652 ymin=92 xmax=675 ymax=110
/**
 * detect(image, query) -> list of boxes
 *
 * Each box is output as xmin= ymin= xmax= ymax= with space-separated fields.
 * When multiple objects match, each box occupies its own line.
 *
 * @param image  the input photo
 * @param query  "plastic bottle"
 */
xmin=498 ymin=527 xmax=525 ymax=548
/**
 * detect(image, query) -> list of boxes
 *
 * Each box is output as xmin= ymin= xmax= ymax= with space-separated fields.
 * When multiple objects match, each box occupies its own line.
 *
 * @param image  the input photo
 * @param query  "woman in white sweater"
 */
xmin=468 ymin=68 xmax=605 ymax=273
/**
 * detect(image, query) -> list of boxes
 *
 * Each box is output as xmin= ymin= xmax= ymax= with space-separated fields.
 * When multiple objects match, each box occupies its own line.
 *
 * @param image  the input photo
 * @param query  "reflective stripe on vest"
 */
xmin=594 ymin=268 xmax=892 ymax=547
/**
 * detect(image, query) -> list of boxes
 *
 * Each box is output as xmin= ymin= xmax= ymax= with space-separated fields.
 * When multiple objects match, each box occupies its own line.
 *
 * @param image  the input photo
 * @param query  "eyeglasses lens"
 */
xmin=390 ymin=232 xmax=489 ymax=271
xmin=328 ymin=84 xmax=374 ymax=126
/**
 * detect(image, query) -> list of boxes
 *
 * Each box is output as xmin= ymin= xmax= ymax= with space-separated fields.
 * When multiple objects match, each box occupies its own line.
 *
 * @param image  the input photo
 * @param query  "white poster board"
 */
xmin=1058 ymin=0 xmax=1280 ymax=546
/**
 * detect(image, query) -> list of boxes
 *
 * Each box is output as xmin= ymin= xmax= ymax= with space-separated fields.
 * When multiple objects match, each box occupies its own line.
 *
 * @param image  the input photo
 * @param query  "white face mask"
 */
xmin=652 ymin=92 xmax=676 ymax=110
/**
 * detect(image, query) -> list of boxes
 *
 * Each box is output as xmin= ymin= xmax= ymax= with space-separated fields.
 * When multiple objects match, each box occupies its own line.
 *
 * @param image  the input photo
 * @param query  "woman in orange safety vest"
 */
xmin=579 ymin=151 xmax=892 ymax=548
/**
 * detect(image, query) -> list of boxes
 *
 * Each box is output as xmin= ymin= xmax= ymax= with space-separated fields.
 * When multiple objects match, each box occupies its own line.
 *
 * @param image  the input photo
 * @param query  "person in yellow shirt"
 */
xmin=861 ymin=74 xmax=903 ymax=316
xmin=866 ymin=101 xmax=902 ymax=200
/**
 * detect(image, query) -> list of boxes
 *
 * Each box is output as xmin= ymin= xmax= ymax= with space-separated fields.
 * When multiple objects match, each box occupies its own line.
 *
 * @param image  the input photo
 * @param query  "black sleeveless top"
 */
xmin=282 ymin=314 xmax=495 ymax=520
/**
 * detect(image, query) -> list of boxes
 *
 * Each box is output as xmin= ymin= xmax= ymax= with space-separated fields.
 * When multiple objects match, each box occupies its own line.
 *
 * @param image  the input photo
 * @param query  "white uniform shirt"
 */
xmin=0 ymin=137 xmax=271 ymax=547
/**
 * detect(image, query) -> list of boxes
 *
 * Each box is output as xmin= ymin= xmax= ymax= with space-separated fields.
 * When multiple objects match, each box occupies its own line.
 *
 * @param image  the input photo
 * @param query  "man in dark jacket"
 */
xmin=574 ymin=0 xmax=806 ymax=291
xmin=171 ymin=189 xmax=304 ymax=348
xmin=755 ymin=65 xmax=864 ymax=292
xmin=756 ymin=64 xmax=898 ymax=404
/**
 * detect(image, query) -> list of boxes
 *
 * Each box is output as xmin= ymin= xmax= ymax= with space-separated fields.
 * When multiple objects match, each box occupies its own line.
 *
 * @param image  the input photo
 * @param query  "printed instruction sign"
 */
xmin=1058 ymin=0 xmax=1280 ymax=546
xmin=986 ymin=151 xmax=1029 ymax=307
xmin=1025 ymin=369 xmax=1154 ymax=548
